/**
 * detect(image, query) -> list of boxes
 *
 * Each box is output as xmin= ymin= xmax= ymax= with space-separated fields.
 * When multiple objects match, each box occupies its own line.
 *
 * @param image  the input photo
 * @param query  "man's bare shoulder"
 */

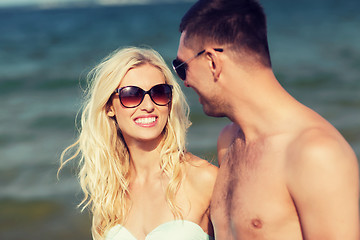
xmin=287 ymin=126 xmax=357 ymax=168
xmin=286 ymin=125 xmax=359 ymax=195
xmin=217 ymin=123 xmax=240 ymax=165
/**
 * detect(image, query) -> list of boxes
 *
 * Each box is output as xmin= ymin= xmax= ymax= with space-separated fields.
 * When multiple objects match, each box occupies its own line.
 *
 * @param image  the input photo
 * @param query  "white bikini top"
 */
xmin=105 ymin=220 xmax=214 ymax=240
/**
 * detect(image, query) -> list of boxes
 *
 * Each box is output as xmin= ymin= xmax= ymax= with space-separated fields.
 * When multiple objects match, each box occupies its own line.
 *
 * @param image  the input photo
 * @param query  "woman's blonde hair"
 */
xmin=59 ymin=47 xmax=191 ymax=239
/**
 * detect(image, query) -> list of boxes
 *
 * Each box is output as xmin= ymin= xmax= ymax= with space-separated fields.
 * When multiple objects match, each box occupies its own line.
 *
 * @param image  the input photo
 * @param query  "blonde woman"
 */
xmin=59 ymin=47 xmax=218 ymax=240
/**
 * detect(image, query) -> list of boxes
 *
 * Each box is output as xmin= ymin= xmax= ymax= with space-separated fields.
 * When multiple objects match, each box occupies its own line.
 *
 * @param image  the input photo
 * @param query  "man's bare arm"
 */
xmin=287 ymin=130 xmax=360 ymax=240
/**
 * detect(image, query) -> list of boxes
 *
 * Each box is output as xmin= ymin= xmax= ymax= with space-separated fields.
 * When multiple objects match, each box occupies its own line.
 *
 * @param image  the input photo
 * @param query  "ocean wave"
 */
xmin=0 ymin=0 xmax=195 ymax=9
xmin=96 ymin=0 xmax=195 ymax=6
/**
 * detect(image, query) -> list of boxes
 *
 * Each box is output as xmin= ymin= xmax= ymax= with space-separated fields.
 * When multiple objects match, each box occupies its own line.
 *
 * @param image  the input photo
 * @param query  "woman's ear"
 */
xmin=106 ymin=104 xmax=115 ymax=117
xmin=206 ymin=48 xmax=223 ymax=81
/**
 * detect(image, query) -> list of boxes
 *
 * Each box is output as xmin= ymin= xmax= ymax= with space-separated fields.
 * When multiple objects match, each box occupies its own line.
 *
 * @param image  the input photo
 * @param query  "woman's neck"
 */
xmin=127 ymin=138 xmax=164 ymax=183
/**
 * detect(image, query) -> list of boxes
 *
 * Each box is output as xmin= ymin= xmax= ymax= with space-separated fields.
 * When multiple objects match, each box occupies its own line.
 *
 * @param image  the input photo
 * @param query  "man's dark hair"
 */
xmin=180 ymin=0 xmax=271 ymax=67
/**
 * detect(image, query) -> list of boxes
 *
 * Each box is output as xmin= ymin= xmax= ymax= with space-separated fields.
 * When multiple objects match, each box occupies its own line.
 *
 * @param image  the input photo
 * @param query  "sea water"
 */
xmin=0 ymin=0 xmax=359 ymax=239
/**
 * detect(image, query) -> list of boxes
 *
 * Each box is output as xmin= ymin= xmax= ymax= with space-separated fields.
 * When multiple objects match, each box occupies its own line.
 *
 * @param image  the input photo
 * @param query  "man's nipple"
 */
xmin=251 ymin=218 xmax=263 ymax=229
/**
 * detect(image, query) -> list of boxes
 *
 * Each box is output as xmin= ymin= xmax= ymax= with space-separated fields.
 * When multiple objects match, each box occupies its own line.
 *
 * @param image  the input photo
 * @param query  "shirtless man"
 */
xmin=172 ymin=0 xmax=360 ymax=239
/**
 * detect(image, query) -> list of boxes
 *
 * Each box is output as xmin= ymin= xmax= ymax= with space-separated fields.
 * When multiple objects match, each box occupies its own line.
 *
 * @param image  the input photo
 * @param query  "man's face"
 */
xmin=176 ymin=33 xmax=212 ymax=111
xmin=175 ymin=32 xmax=225 ymax=117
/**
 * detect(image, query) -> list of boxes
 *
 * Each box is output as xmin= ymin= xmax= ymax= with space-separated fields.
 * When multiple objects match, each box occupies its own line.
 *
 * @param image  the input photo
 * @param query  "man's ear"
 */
xmin=206 ymin=48 xmax=223 ymax=81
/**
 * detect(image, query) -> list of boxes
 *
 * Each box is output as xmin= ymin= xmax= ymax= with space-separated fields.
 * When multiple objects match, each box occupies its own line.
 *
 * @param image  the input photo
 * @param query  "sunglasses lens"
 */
xmin=150 ymin=84 xmax=172 ymax=105
xmin=172 ymin=59 xmax=186 ymax=80
xmin=119 ymin=86 xmax=143 ymax=108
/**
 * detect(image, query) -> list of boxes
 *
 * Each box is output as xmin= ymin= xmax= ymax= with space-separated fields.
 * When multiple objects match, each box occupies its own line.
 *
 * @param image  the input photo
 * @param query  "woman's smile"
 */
xmin=134 ymin=115 xmax=158 ymax=127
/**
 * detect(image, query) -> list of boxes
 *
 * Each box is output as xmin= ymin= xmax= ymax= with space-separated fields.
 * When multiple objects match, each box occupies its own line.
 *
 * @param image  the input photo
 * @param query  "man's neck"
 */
xmin=225 ymin=69 xmax=306 ymax=142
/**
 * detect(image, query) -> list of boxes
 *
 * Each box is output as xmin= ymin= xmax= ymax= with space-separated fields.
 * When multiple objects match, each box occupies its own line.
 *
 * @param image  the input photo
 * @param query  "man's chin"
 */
xmin=202 ymin=105 xmax=225 ymax=118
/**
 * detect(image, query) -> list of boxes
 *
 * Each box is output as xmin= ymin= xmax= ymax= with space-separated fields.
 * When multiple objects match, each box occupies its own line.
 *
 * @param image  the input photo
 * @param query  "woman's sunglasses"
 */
xmin=172 ymin=48 xmax=223 ymax=81
xmin=114 ymin=83 xmax=173 ymax=108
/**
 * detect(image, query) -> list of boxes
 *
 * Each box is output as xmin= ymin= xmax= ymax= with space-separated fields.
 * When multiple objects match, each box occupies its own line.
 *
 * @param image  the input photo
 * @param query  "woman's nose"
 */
xmin=139 ymin=94 xmax=155 ymax=112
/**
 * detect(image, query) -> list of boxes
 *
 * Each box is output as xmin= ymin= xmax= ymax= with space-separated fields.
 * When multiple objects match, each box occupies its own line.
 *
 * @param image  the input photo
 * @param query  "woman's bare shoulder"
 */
xmin=183 ymin=153 xmax=218 ymax=193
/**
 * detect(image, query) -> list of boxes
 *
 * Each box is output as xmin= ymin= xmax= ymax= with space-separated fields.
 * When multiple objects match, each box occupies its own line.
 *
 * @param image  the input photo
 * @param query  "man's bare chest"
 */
xmin=210 ymin=142 xmax=300 ymax=239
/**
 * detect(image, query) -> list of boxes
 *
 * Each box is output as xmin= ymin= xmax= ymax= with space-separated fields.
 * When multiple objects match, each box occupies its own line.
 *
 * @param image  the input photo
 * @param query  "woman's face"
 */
xmin=108 ymin=64 xmax=170 ymax=146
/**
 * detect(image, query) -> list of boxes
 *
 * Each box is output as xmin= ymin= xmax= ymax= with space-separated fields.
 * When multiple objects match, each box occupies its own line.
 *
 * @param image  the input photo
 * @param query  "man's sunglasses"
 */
xmin=114 ymin=83 xmax=173 ymax=108
xmin=172 ymin=48 xmax=223 ymax=81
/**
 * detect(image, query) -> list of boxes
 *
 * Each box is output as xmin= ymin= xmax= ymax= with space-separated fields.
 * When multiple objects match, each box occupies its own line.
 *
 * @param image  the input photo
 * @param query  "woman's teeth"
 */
xmin=135 ymin=117 xmax=156 ymax=124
